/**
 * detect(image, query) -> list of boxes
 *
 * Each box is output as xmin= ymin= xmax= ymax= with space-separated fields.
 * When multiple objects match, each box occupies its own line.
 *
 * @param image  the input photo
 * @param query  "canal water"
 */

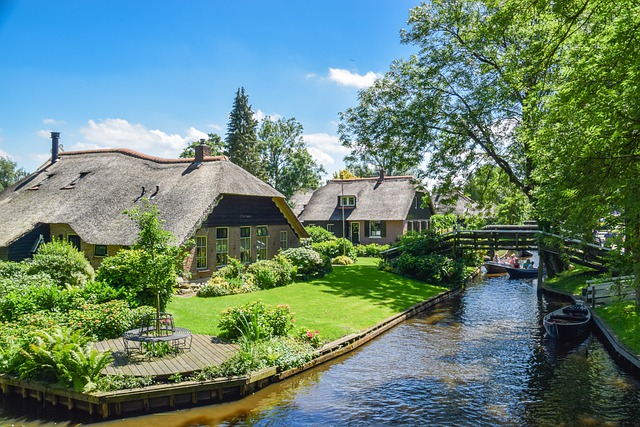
xmin=3 ymin=274 xmax=640 ymax=426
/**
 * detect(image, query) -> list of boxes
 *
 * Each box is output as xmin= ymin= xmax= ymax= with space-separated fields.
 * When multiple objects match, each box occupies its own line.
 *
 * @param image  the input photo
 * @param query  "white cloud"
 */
xmin=328 ymin=68 xmax=382 ymax=89
xmin=304 ymin=132 xmax=350 ymax=178
xmin=254 ymin=110 xmax=283 ymax=123
xmin=306 ymin=73 xmax=317 ymax=79
xmin=77 ymin=118 xmax=207 ymax=158
xmin=0 ymin=148 xmax=9 ymax=158
xmin=208 ymin=123 xmax=223 ymax=131
xmin=43 ymin=118 xmax=65 ymax=125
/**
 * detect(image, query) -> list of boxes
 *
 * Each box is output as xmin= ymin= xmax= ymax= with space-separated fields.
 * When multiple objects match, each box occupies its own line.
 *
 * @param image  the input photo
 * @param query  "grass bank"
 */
xmin=544 ymin=266 xmax=640 ymax=355
xmin=168 ymin=258 xmax=449 ymax=342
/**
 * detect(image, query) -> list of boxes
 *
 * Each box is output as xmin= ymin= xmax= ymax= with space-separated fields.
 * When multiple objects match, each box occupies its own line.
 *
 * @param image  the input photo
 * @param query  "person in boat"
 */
xmin=509 ymin=254 xmax=516 ymax=266
xmin=528 ymin=261 xmax=535 ymax=269
xmin=493 ymin=254 xmax=499 ymax=263
xmin=513 ymin=258 xmax=520 ymax=268
xmin=522 ymin=259 xmax=531 ymax=269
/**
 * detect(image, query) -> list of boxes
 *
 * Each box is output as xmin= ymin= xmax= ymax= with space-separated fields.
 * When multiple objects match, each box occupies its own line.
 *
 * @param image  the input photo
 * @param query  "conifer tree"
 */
xmin=225 ymin=87 xmax=264 ymax=178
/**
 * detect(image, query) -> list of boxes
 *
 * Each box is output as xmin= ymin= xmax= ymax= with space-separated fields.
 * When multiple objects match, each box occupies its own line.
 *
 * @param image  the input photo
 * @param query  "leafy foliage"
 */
xmin=305 ymin=225 xmax=336 ymax=243
xmin=197 ymin=275 xmax=259 ymax=297
xmin=354 ymin=243 xmax=391 ymax=258
xmin=280 ymin=247 xmax=330 ymax=279
xmin=258 ymin=116 xmax=324 ymax=199
xmin=27 ymin=239 xmax=95 ymax=288
xmin=246 ymin=255 xmax=296 ymax=289
xmin=312 ymin=238 xmax=357 ymax=261
xmin=0 ymin=156 xmax=28 ymax=191
xmin=332 ymin=255 xmax=354 ymax=265
xmin=179 ymin=133 xmax=225 ymax=158
xmin=218 ymin=300 xmax=294 ymax=341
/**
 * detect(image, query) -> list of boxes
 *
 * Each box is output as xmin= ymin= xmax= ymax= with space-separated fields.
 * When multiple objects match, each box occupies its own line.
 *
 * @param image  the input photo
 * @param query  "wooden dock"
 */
xmin=94 ymin=334 xmax=239 ymax=378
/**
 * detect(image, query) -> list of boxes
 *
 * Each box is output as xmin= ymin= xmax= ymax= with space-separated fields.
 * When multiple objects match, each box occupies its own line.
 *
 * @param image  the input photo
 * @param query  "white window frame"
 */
xmin=256 ymin=226 xmax=268 ymax=261
xmin=327 ymin=223 xmax=335 ymax=234
xmin=340 ymin=195 xmax=356 ymax=207
xmin=195 ymin=236 xmax=208 ymax=270
xmin=279 ymin=230 xmax=288 ymax=250
xmin=240 ymin=226 xmax=251 ymax=263
xmin=215 ymin=227 xmax=229 ymax=266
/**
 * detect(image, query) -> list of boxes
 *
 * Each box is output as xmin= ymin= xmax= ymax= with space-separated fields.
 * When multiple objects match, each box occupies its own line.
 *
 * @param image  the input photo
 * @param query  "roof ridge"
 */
xmin=330 ymin=175 xmax=415 ymax=182
xmin=59 ymin=148 xmax=229 ymax=164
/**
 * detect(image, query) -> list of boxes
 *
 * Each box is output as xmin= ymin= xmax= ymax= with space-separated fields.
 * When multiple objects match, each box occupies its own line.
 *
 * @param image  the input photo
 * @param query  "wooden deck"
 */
xmin=94 ymin=334 xmax=238 ymax=378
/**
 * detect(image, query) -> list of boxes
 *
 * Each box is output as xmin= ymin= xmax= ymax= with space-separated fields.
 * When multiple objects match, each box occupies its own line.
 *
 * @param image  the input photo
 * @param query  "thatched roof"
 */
xmin=0 ymin=149 xmax=296 ymax=247
xmin=298 ymin=176 xmax=430 ymax=222
xmin=288 ymin=188 xmax=315 ymax=217
xmin=433 ymin=192 xmax=484 ymax=217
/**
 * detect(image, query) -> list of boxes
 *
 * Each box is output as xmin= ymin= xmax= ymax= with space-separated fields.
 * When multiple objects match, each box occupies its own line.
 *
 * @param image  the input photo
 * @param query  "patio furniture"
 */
xmin=123 ymin=312 xmax=192 ymax=354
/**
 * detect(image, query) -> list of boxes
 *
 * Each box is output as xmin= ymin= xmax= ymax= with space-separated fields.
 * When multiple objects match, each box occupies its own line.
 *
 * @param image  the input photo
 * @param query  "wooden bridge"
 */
xmin=385 ymin=225 xmax=612 ymax=272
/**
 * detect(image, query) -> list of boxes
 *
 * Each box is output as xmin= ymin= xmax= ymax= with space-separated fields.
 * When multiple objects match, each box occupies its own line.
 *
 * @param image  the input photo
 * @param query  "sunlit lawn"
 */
xmin=168 ymin=258 xmax=448 ymax=342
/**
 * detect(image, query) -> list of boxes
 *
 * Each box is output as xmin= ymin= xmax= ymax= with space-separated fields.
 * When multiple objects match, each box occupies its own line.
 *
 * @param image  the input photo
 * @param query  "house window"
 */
xmin=196 ymin=236 xmax=207 ymax=270
xmin=340 ymin=195 xmax=356 ymax=207
xmin=94 ymin=244 xmax=107 ymax=257
xmin=240 ymin=227 xmax=251 ymax=263
xmin=369 ymin=221 xmax=382 ymax=238
xmin=216 ymin=228 xmax=228 ymax=266
xmin=279 ymin=230 xmax=288 ymax=250
xmin=327 ymin=224 xmax=335 ymax=234
xmin=256 ymin=226 xmax=268 ymax=261
xmin=407 ymin=221 xmax=413 ymax=232
xmin=67 ymin=234 xmax=81 ymax=251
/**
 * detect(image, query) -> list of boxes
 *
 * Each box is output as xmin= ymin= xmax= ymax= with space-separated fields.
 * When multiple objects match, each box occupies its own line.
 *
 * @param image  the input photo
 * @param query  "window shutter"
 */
xmin=381 ymin=221 xmax=386 ymax=237
xmin=364 ymin=221 xmax=370 ymax=237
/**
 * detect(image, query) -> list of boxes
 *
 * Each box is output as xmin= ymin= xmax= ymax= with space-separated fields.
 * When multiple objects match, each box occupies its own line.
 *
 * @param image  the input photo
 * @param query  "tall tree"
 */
xmin=340 ymin=0 xmax=588 ymax=201
xmin=225 ymin=87 xmax=264 ymax=178
xmin=258 ymin=117 xmax=325 ymax=199
xmin=531 ymin=0 xmax=640 ymax=301
xmin=179 ymin=133 xmax=225 ymax=158
xmin=0 ymin=156 xmax=27 ymax=191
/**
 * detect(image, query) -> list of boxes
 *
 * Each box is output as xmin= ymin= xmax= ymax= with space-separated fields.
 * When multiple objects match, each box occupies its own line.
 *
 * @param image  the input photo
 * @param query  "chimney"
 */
xmin=378 ymin=169 xmax=386 ymax=182
xmin=194 ymin=139 xmax=211 ymax=163
xmin=51 ymin=132 xmax=60 ymax=163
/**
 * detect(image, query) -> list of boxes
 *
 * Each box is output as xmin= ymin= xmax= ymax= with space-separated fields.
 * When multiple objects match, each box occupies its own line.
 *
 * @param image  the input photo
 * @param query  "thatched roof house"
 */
xmin=297 ymin=171 xmax=434 ymax=245
xmin=0 ymin=134 xmax=306 ymax=279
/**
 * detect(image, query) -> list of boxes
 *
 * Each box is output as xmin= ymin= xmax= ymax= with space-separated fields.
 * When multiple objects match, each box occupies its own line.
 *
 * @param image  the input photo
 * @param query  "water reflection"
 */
xmin=3 ymin=275 xmax=640 ymax=426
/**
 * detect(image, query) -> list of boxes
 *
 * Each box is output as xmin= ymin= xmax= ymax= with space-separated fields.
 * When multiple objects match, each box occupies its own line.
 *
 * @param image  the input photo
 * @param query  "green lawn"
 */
xmin=543 ymin=266 xmax=640 ymax=355
xmin=168 ymin=258 xmax=448 ymax=342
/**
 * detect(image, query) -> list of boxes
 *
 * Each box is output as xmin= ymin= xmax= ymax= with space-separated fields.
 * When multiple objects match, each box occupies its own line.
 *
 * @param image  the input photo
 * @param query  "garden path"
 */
xmin=94 ymin=334 xmax=238 ymax=378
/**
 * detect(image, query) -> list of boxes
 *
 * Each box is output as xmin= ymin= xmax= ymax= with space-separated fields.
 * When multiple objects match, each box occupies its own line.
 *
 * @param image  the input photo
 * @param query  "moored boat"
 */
xmin=543 ymin=303 xmax=591 ymax=341
xmin=504 ymin=265 xmax=539 ymax=278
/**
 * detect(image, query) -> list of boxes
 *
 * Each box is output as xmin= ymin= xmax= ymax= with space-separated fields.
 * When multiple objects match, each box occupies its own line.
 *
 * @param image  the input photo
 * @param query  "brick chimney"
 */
xmin=194 ymin=139 xmax=211 ymax=163
xmin=51 ymin=132 xmax=60 ymax=163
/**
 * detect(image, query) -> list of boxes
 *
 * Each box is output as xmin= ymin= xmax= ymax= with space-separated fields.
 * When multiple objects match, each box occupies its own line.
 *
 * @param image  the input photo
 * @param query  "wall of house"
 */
xmin=3 ymin=224 xmax=51 ymax=261
xmin=406 ymin=191 xmax=433 ymax=220
xmin=186 ymin=223 xmax=299 ymax=281
xmin=302 ymin=220 xmax=405 ymax=246
xmin=50 ymin=223 xmax=124 ymax=270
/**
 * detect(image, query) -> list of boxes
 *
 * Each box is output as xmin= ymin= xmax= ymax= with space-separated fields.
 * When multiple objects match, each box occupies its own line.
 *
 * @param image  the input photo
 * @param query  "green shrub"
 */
xmin=332 ymin=255 xmax=354 ymax=265
xmin=64 ymin=300 xmax=155 ymax=341
xmin=78 ymin=280 xmax=120 ymax=304
xmin=392 ymin=253 xmax=463 ymax=286
xmin=394 ymin=230 xmax=445 ymax=256
xmin=296 ymin=328 xmax=323 ymax=348
xmin=247 ymin=255 xmax=295 ymax=289
xmin=27 ymin=239 xmax=95 ymax=288
xmin=280 ymin=247 xmax=328 ymax=279
xmin=312 ymin=238 xmax=357 ymax=261
xmin=355 ymin=243 xmax=391 ymax=257
xmin=0 ymin=282 xmax=62 ymax=322
xmin=96 ymin=248 xmax=175 ymax=311
xmin=96 ymin=374 xmax=155 ymax=391
xmin=305 ymin=225 xmax=336 ymax=243
xmin=217 ymin=257 xmax=245 ymax=279
xmin=197 ymin=276 xmax=259 ymax=297
xmin=218 ymin=300 xmax=294 ymax=341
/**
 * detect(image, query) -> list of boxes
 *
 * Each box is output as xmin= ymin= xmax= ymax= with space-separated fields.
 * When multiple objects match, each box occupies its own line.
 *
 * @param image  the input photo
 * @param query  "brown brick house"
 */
xmin=296 ymin=171 xmax=434 ymax=245
xmin=0 ymin=134 xmax=307 ymax=280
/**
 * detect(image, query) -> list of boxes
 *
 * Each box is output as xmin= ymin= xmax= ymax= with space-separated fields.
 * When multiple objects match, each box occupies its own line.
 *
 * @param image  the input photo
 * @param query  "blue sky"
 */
xmin=0 ymin=1 xmax=420 ymax=178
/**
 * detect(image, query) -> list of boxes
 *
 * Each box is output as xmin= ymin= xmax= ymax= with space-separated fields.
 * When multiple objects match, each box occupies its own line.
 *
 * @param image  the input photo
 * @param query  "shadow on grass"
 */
xmin=311 ymin=263 xmax=448 ymax=312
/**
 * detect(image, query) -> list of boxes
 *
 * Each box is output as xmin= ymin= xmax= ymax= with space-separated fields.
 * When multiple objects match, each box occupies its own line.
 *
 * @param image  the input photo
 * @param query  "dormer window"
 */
xmin=62 ymin=172 xmax=90 ymax=189
xmin=340 ymin=195 xmax=356 ymax=207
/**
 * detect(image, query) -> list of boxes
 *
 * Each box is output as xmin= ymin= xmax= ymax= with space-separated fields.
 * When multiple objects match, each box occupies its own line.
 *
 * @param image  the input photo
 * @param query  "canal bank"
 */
xmin=540 ymin=285 xmax=640 ymax=378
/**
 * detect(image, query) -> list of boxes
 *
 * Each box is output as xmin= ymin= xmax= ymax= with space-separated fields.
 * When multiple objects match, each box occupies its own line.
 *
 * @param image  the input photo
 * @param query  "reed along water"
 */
xmin=3 ymin=274 xmax=640 ymax=426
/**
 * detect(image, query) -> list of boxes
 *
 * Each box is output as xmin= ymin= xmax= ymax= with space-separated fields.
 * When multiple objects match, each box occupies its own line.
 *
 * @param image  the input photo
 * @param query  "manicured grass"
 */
xmin=544 ymin=264 xmax=602 ymax=295
xmin=594 ymin=302 xmax=640 ymax=355
xmin=168 ymin=258 xmax=448 ymax=342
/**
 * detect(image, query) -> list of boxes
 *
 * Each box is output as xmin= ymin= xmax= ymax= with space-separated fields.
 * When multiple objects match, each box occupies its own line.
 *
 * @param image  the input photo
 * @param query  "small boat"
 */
xmin=543 ymin=303 xmax=591 ymax=341
xmin=503 ymin=265 xmax=539 ymax=278
xmin=484 ymin=261 xmax=510 ymax=274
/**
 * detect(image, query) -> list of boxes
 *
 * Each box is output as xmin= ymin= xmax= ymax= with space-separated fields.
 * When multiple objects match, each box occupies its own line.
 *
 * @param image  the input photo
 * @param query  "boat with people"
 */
xmin=543 ymin=303 xmax=592 ymax=341
xmin=483 ymin=261 xmax=510 ymax=274
xmin=504 ymin=265 xmax=539 ymax=278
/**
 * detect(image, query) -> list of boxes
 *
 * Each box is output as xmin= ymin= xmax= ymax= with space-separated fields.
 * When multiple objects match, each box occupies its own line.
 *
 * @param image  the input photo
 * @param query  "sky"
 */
xmin=0 ymin=0 xmax=422 ymax=179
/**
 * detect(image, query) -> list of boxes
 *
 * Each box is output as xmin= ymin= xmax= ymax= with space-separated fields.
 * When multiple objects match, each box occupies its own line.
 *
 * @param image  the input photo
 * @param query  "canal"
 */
xmin=3 ymin=274 xmax=640 ymax=426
